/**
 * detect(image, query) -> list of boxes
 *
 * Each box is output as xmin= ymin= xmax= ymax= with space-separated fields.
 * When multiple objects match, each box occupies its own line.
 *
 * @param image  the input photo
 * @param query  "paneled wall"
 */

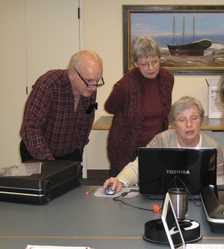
xmin=82 ymin=0 xmax=224 ymax=119
xmin=0 ymin=0 xmax=80 ymax=167
xmin=81 ymin=0 xmax=224 ymax=174
xmin=1 ymin=0 xmax=224 ymax=174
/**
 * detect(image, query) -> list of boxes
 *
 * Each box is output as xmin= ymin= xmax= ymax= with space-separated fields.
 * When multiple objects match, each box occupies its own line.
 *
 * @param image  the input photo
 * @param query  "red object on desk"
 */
xmin=152 ymin=203 xmax=161 ymax=214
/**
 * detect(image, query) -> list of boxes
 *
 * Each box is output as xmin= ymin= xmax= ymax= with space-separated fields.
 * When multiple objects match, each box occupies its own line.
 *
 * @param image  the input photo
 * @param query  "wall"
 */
xmin=1 ymin=0 xmax=224 ymax=172
xmin=0 ymin=0 xmax=80 ymax=167
xmin=81 ymin=0 xmax=224 ymax=172
xmin=81 ymin=0 xmax=224 ymax=119
xmin=0 ymin=1 xmax=27 ymax=166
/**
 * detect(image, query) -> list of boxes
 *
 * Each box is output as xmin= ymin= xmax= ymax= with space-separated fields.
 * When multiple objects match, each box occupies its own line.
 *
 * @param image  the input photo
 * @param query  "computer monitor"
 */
xmin=138 ymin=147 xmax=217 ymax=197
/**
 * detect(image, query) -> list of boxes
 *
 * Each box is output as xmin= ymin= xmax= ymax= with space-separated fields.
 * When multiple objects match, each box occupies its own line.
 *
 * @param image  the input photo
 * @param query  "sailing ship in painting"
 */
xmin=167 ymin=16 xmax=212 ymax=56
xmin=168 ymin=39 xmax=212 ymax=56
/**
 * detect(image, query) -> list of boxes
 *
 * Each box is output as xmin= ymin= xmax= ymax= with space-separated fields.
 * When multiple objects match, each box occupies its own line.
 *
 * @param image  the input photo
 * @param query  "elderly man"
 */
xmin=104 ymin=96 xmax=224 ymax=192
xmin=20 ymin=50 xmax=104 ymax=162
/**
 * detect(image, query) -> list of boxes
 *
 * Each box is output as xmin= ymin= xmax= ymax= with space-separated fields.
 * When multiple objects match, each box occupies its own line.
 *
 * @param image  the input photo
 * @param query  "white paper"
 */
xmin=207 ymin=78 xmax=224 ymax=118
xmin=0 ymin=162 xmax=42 ymax=176
xmin=26 ymin=245 xmax=92 ymax=249
xmin=186 ymin=244 xmax=224 ymax=249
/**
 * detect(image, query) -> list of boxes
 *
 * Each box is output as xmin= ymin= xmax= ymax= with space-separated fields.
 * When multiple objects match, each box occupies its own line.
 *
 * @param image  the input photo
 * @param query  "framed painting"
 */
xmin=123 ymin=5 xmax=224 ymax=74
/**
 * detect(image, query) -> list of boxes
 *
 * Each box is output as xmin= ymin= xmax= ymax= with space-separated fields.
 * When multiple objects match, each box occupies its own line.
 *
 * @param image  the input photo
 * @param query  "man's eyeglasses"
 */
xmin=74 ymin=68 xmax=105 ymax=87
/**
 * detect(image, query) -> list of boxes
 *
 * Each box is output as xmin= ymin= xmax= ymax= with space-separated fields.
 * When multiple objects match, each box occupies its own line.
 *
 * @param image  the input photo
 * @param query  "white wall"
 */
xmin=0 ymin=0 xmax=80 ymax=167
xmin=81 ymin=0 xmax=224 ymax=119
xmin=25 ymin=0 xmax=80 ymax=88
xmin=81 ymin=0 xmax=224 ymax=172
xmin=0 ymin=1 xmax=27 ymax=166
xmin=1 ymin=0 xmax=224 ymax=171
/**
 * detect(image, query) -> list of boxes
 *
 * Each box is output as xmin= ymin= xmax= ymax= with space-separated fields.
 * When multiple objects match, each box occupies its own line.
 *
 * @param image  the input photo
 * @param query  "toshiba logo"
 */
xmin=166 ymin=169 xmax=190 ymax=175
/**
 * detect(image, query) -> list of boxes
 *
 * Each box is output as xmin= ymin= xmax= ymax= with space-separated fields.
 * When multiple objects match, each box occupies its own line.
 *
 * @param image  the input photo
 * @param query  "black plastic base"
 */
xmin=143 ymin=218 xmax=202 ymax=244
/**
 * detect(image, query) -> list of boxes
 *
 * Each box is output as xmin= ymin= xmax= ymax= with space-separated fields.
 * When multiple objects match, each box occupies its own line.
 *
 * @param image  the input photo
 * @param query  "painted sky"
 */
xmin=131 ymin=13 xmax=224 ymax=38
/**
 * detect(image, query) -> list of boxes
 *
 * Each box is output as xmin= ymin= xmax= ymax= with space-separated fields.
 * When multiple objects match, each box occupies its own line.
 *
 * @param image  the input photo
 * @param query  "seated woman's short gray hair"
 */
xmin=169 ymin=96 xmax=205 ymax=123
xmin=132 ymin=36 xmax=161 ymax=63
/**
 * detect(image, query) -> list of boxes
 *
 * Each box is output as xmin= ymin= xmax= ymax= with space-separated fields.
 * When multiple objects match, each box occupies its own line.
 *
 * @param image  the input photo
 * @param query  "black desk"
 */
xmin=0 ymin=186 xmax=224 ymax=249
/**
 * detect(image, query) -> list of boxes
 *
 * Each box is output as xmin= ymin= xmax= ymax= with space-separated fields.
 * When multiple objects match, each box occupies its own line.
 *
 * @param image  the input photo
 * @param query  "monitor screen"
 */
xmin=138 ymin=147 xmax=217 ymax=196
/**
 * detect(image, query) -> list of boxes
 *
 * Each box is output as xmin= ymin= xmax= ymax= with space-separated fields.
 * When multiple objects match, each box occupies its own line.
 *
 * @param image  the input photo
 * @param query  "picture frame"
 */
xmin=123 ymin=5 xmax=224 ymax=75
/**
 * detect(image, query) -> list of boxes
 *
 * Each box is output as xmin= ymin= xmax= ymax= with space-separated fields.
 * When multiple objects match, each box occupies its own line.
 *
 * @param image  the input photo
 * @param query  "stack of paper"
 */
xmin=26 ymin=246 xmax=92 ymax=249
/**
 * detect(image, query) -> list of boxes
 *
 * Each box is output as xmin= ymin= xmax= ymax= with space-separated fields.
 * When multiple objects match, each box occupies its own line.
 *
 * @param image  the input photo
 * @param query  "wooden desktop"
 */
xmin=92 ymin=115 xmax=224 ymax=131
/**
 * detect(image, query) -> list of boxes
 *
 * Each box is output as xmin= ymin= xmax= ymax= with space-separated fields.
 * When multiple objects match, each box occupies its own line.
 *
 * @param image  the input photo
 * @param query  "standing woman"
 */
xmin=105 ymin=36 xmax=174 ymax=176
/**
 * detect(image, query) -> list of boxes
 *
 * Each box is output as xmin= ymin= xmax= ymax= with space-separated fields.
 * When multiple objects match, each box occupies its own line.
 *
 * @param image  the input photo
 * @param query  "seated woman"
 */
xmin=103 ymin=96 xmax=224 ymax=193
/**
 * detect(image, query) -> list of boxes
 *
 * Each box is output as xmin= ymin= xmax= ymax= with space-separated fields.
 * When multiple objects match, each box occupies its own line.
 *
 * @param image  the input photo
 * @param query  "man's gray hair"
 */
xmin=68 ymin=50 xmax=102 ymax=70
xmin=132 ymin=36 xmax=161 ymax=63
xmin=169 ymin=96 xmax=205 ymax=123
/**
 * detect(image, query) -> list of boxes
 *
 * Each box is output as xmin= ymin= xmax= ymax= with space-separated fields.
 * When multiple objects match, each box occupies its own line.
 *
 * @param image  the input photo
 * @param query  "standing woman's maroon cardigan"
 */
xmin=105 ymin=67 xmax=174 ymax=176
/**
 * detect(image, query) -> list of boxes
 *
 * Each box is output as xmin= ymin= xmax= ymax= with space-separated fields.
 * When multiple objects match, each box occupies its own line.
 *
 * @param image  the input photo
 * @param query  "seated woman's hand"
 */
xmin=103 ymin=177 xmax=123 ymax=193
